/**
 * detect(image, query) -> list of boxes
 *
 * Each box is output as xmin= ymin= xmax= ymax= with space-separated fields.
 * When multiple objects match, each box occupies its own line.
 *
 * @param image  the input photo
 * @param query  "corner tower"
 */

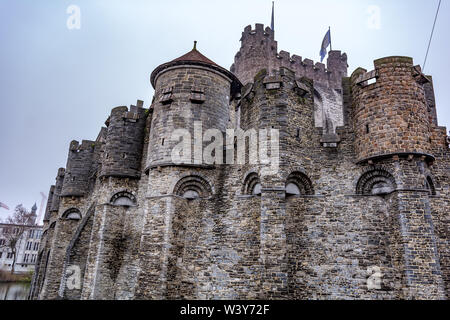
xmin=351 ymin=56 xmax=446 ymax=299
xmin=351 ymin=56 xmax=433 ymax=163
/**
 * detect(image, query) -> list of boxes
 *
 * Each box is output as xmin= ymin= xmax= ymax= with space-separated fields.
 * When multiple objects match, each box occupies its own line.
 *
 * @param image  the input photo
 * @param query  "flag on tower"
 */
xmin=271 ymin=2 xmax=275 ymax=31
xmin=0 ymin=202 xmax=10 ymax=210
xmin=320 ymin=27 xmax=332 ymax=62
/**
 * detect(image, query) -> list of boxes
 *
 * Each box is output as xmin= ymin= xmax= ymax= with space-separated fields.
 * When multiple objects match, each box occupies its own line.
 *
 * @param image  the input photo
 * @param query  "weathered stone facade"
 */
xmin=29 ymin=23 xmax=449 ymax=300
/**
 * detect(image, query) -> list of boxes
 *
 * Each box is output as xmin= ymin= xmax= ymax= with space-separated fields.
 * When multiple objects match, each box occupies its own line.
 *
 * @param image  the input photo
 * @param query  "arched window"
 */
xmin=356 ymin=168 xmax=396 ymax=195
xmin=426 ymin=176 xmax=436 ymax=196
xmin=286 ymin=172 xmax=314 ymax=196
xmin=173 ymin=175 xmax=212 ymax=200
xmin=62 ymin=208 xmax=82 ymax=220
xmin=242 ymin=172 xmax=261 ymax=196
xmin=110 ymin=191 xmax=137 ymax=207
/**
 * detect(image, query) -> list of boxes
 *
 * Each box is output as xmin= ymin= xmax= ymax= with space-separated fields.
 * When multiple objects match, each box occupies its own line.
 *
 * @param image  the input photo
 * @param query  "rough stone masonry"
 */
xmin=29 ymin=23 xmax=449 ymax=300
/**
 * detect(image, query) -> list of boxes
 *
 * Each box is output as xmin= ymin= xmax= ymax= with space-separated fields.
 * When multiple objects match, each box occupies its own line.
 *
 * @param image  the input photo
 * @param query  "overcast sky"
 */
xmin=0 ymin=0 xmax=449 ymax=224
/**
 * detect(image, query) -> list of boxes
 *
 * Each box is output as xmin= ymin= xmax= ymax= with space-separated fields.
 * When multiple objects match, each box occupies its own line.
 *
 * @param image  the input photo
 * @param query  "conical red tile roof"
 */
xmin=171 ymin=48 xmax=218 ymax=66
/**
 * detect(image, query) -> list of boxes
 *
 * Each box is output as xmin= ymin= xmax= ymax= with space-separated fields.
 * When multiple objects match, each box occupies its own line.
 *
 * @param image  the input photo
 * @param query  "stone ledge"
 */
xmin=146 ymin=194 xmax=213 ymax=201
xmin=356 ymin=152 xmax=435 ymax=165
xmin=145 ymin=163 xmax=215 ymax=174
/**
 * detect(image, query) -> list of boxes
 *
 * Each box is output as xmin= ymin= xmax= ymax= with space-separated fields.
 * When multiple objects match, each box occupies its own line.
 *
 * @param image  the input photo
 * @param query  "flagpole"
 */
xmin=329 ymin=26 xmax=332 ymax=51
xmin=271 ymin=2 xmax=275 ymax=32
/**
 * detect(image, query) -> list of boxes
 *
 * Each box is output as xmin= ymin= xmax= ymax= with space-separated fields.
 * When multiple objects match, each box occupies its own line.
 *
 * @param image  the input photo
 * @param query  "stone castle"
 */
xmin=30 ymin=23 xmax=449 ymax=300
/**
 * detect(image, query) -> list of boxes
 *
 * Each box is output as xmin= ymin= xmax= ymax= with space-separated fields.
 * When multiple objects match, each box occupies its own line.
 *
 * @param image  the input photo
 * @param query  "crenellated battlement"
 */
xmin=240 ymin=24 xmax=275 ymax=43
xmin=107 ymin=100 xmax=146 ymax=124
xmin=68 ymin=140 xmax=96 ymax=152
xmin=100 ymin=100 xmax=148 ymax=179
xmin=61 ymin=140 xmax=96 ymax=197
xmin=50 ymin=168 xmax=65 ymax=213
xmin=231 ymin=24 xmax=348 ymax=89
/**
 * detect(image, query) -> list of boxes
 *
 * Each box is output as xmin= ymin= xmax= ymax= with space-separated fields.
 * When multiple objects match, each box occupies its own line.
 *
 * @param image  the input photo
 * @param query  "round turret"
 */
xmin=146 ymin=42 xmax=241 ymax=169
xmin=61 ymin=141 xmax=95 ymax=197
xmin=100 ymin=102 xmax=147 ymax=178
xmin=351 ymin=56 xmax=433 ymax=163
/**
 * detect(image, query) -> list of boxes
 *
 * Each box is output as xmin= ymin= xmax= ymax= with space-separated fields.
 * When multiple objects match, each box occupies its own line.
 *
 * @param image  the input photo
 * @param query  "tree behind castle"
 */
xmin=0 ymin=205 xmax=36 ymax=274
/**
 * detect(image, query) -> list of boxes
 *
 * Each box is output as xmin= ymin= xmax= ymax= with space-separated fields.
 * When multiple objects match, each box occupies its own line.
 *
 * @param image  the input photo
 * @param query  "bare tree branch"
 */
xmin=0 ymin=204 xmax=35 ymax=274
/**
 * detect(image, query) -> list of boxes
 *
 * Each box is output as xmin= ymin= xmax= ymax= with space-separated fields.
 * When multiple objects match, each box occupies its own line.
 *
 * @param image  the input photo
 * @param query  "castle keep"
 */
xmin=30 ymin=23 xmax=449 ymax=300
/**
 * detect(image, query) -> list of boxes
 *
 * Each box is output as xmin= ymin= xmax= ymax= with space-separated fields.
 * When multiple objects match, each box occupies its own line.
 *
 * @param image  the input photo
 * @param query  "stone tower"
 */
xmin=100 ymin=102 xmax=147 ymax=179
xmin=133 ymin=43 xmax=242 ymax=299
xmin=231 ymin=24 xmax=348 ymax=89
xmin=351 ymin=57 xmax=432 ymax=162
xmin=231 ymin=24 xmax=348 ymax=135
xmin=351 ymin=56 xmax=446 ymax=299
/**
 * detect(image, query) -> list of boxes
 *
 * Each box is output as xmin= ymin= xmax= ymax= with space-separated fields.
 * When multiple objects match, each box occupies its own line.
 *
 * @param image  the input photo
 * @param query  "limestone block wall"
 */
xmin=135 ymin=163 xmax=263 ymax=300
xmin=286 ymin=196 xmax=398 ymax=299
xmin=60 ymin=205 xmax=95 ymax=300
xmin=390 ymin=190 xmax=445 ymax=299
xmin=34 ymin=222 xmax=55 ymax=299
xmin=429 ymin=138 xmax=450 ymax=298
xmin=39 ymin=196 xmax=89 ymax=299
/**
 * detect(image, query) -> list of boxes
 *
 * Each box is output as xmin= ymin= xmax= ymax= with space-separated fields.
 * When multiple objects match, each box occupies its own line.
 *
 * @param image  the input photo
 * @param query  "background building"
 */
xmin=0 ymin=205 xmax=43 ymax=274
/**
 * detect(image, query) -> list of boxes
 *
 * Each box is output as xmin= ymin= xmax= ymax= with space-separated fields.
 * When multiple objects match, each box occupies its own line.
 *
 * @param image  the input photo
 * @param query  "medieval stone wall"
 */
xmin=30 ymin=26 xmax=449 ymax=301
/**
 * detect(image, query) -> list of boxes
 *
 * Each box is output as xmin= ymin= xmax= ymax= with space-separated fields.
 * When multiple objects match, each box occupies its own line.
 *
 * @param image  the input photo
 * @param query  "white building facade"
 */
xmin=0 ymin=224 xmax=43 ymax=274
